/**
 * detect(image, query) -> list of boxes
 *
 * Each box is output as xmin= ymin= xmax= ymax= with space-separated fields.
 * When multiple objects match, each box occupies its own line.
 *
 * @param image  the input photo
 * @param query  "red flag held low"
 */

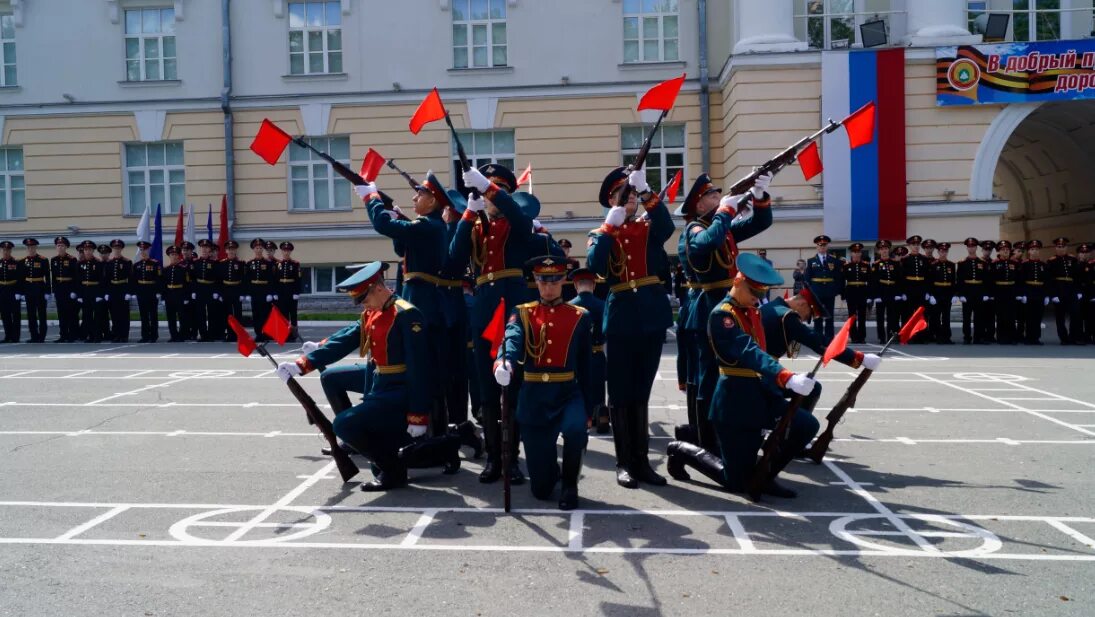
xmin=665 ymin=169 xmax=683 ymax=203
xmin=482 ymin=299 xmax=506 ymax=360
xmin=637 ymin=73 xmax=686 ymax=111
xmin=227 ymin=315 xmax=257 ymax=357
xmin=843 ymin=101 xmax=876 ymax=149
xmin=409 ymin=88 xmax=447 ymax=135
xmin=216 ymin=195 xmax=229 ymax=259
xmin=360 ymin=148 xmax=386 ymax=182
xmin=173 ymin=205 xmax=185 ymax=247
xmin=250 ymin=119 xmax=294 ymax=165
xmin=899 ymin=306 xmax=928 ymax=344
xmin=798 ymin=141 xmax=823 ymax=181
xmin=823 ymin=316 xmax=854 ymax=366
xmin=516 ymin=163 xmax=532 ymax=187
xmin=263 ymin=305 xmax=292 ymax=346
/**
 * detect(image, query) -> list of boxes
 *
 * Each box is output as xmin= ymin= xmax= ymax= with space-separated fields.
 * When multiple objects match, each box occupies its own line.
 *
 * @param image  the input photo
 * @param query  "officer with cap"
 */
xmin=0 ymin=240 xmax=21 ymax=342
xmin=74 ymin=241 xmax=102 ymax=342
xmin=1012 ymin=241 xmax=1028 ymax=340
xmin=805 ymin=234 xmax=842 ymax=339
xmin=94 ymin=244 xmax=113 ymax=340
xmin=217 ymin=240 xmax=246 ymax=342
xmin=557 ymin=238 xmax=580 ymax=301
xmin=957 ymin=238 xmax=988 ymax=344
xmin=900 ymin=235 xmax=932 ymax=342
xmin=131 ymin=240 xmax=162 ymax=343
xmin=50 ymin=236 xmax=80 ymax=342
xmin=869 ymin=239 xmax=901 ymax=344
xmin=1019 ymin=239 xmax=1048 ymax=345
xmin=275 ymin=241 xmax=302 ymax=342
xmin=842 ymin=242 xmax=870 ymax=344
xmin=163 ymin=246 xmax=191 ymax=342
xmin=569 ymin=267 xmax=607 ymax=433
xmin=103 ymin=239 xmax=134 ymax=342
xmin=246 ymin=238 xmax=274 ymax=340
xmin=176 ymin=241 xmax=197 ymax=339
xmin=188 ymin=239 xmax=219 ymax=341
xmin=1047 ymin=237 xmax=1084 ymax=344
xmin=665 ymin=253 xmax=821 ymax=498
xmin=928 ymin=242 xmax=958 ymax=344
xmin=20 ymin=238 xmax=50 ymax=342
xmin=494 ymin=256 xmax=594 ymax=510
xmin=991 ymin=240 xmax=1019 ymax=344
xmin=977 ymin=240 xmax=998 ymax=342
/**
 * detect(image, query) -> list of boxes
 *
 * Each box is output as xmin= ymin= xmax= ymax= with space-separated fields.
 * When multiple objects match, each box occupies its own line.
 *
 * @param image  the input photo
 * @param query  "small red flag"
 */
xmin=409 ymin=88 xmax=447 ymax=135
xmin=637 ymin=73 xmax=686 ymax=112
xmin=216 ymin=195 xmax=229 ymax=259
xmin=173 ymin=205 xmax=186 ymax=247
xmin=784 ymin=289 xmax=790 ymax=300
xmin=798 ymin=141 xmax=823 ymax=181
xmin=227 ymin=315 xmax=257 ymax=357
xmin=823 ymin=316 xmax=854 ymax=366
xmin=516 ymin=163 xmax=532 ymax=187
xmin=360 ymin=148 xmax=385 ymax=183
xmin=481 ymin=299 xmax=506 ymax=360
xmin=250 ymin=119 xmax=294 ymax=165
xmin=899 ymin=306 xmax=928 ymax=344
xmin=263 ymin=305 xmax=292 ymax=346
xmin=843 ymin=101 xmax=876 ymax=149
xmin=665 ymin=169 xmax=683 ymax=203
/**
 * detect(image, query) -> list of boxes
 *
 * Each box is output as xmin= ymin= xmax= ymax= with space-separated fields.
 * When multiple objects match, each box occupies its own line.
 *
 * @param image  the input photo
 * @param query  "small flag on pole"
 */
xmin=798 ymin=141 xmax=823 ymax=181
xmin=898 ymin=306 xmax=928 ymax=344
xmin=516 ymin=163 xmax=532 ymax=188
xmin=409 ymin=88 xmax=447 ymax=135
xmin=360 ymin=148 xmax=385 ymax=182
xmin=665 ymin=169 xmax=683 ymax=203
xmin=637 ymin=73 xmax=686 ymax=111
xmin=151 ymin=204 xmax=163 ymax=263
xmin=227 ymin=315 xmax=257 ymax=357
xmin=823 ymin=316 xmax=854 ymax=366
xmin=173 ymin=204 xmax=185 ymax=247
xmin=185 ymin=204 xmax=196 ymax=245
xmin=263 ymin=305 xmax=292 ymax=346
xmin=250 ymin=119 xmax=294 ymax=165
xmin=205 ymin=205 xmax=213 ymax=243
xmin=481 ymin=299 xmax=506 ymax=360
xmin=843 ymin=101 xmax=876 ymax=149
xmin=217 ymin=195 xmax=229 ymax=259
xmin=136 ymin=205 xmax=151 ymax=244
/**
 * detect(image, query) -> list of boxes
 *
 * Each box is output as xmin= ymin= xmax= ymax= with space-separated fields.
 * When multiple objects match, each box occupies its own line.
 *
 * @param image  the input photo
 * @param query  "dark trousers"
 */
xmin=1025 ymin=294 xmax=1045 ymax=343
xmin=332 ymin=385 xmax=411 ymax=480
xmin=320 ymin=364 xmax=369 ymax=412
xmin=845 ymin=290 xmax=868 ymax=342
xmin=276 ymin=293 xmax=299 ymax=338
xmin=165 ymin=293 xmax=187 ymax=340
xmin=605 ymin=332 xmax=664 ymax=406
xmin=441 ymin=321 xmax=470 ymax=425
xmin=961 ymin=297 xmax=989 ymax=342
xmin=0 ymin=287 xmax=20 ymax=341
xmin=181 ymin=293 xmax=197 ymax=339
xmin=221 ymin=291 xmax=242 ymax=340
xmin=473 ymin=337 xmax=520 ymax=464
xmin=193 ymin=289 xmax=216 ymax=340
xmin=54 ymin=286 xmax=79 ymax=340
xmin=902 ymin=288 xmax=930 ymax=342
xmin=875 ymin=297 xmax=900 ymax=343
xmin=108 ymin=293 xmax=131 ymax=341
xmin=929 ymin=292 xmax=954 ymax=342
xmin=994 ymin=290 xmax=1016 ymax=343
xmin=24 ymin=289 xmax=46 ymax=341
xmin=1055 ymin=295 xmax=1082 ymax=343
xmin=78 ymin=289 xmax=102 ymax=341
xmin=713 ymin=409 xmax=820 ymax=492
xmin=136 ymin=291 xmax=159 ymax=341
xmin=520 ymin=395 xmax=588 ymax=500
xmin=813 ymin=295 xmax=836 ymax=339
xmin=250 ymin=294 xmax=271 ymax=338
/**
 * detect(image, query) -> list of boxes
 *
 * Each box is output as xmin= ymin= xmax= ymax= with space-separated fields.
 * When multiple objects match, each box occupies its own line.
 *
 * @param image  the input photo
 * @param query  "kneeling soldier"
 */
xmin=493 ymin=256 xmax=594 ymax=510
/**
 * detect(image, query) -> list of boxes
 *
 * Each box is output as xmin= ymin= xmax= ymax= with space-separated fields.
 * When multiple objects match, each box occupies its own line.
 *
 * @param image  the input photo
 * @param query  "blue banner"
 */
xmin=937 ymin=39 xmax=1095 ymax=106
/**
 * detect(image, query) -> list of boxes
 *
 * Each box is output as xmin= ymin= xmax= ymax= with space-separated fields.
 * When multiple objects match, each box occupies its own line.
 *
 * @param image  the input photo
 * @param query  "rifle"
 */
xmin=726 ymin=118 xmax=842 ymax=210
xmin=806 ymin=332 xmax=897 ymax=464
xmin=386 ymin=159 xmax=421 ymax=191
xmin=256 ymin=342 xmax=360 ymax=483
xmin=616 ymin=109 xmax=668 ymax=209
xmin=747 ymin=355 xmax=824 ymax=502
xmin=444 ymin=113 xmax=491 ymax=231
xmin=501 ymin=349 xmax=512 ymax=513
xmin=292 ymin=138 xmax=367 ymax=186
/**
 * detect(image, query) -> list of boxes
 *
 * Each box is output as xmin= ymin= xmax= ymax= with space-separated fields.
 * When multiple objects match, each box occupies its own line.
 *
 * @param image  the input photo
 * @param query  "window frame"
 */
xmin=451 ymin=0 xmax=508 ymax=69
xmin=122 ymin=142 xmax=186 ymax=217
xmin=0 ymin=13 xmax=16 ymax=87
xmin=287 ymin=135 xmax=352 ymax=212
xmin=619 ymin=123 xmax=686 ymax=196
xmin=795 ymin=0 xmax=903 ymax=50
xmin=287 ymin=0 xmax=343 ymax=75
xmin=450 ymin=129 xmax=516 ymax=181
xmin=622 ymin=0 xmax=680 ymax=64
xmin=0 ymin=147 xmax=25 ymax=221
xmin=123 ymin=7 xmax=177 ymax=82
xmin=967 ymin=1 xmax=1092 ymax=42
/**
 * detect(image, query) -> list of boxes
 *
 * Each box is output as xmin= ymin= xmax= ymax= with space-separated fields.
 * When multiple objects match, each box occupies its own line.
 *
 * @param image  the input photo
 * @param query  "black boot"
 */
xmin=630 ymin=403 xmax=667 ymax=486
xmin=609 ymin=405 xmax=637 ymax=489
xmin=360 ymin=449 xmax=407 ymax=492
xmin=674 ymin=423 xmax=697 ymax=444
xmin=452 ymin=420 xmax=484 ymax=459
xmin=397 ymin=434 xmax=461 ymax=475
xmin=665 ymin=440 xmax=726 ymax=487
xmin=558 ymin=445 xmax=583 ymax=511
xmin=479 ymin=404 xmax=502 ymax=483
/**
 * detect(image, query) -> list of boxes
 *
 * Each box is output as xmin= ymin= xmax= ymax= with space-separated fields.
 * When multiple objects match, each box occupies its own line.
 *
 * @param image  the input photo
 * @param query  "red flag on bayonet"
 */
xmin=216 ymin=195 xmax=229 ymax=259
xmin=843 ymin=101 xmax=876 ymax=149
xmin=516 ymin=163 xmax=532 ymax=187
xmin=784 ymin=289 xmax=790 ymax=300
xmin=250 ymin=119 xmax=294 ymax=165
xmin=637 ymin=73 xmax=686 ymax=111
xmin=823 ymin=316 xmax=854 ymax=366
xmin=227 ymin=315 xmax=257 ymax=357
xmin=409 ymin=88 xmax=447 ymax=135
xmin=360 ymin=148 xmax=385 ymax=182
xmin=173 ymin=205 xmax=185 ymax=247
xmin=481 ymin=299 xmax=506 ymax=360
xmin=263 ymin=305 xmax=292 ymax=346
xmin=665 ymin=169 xmax=683 ymax=203
xmin=899 ymin=306 xmax=928 ymax=344
xmin=798 ymin=141 xmax=823 ymax=181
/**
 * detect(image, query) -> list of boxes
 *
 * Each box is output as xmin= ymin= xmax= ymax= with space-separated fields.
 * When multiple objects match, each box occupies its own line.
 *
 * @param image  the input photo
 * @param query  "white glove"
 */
xmin=466 ymin=195 xmax=485 ymax=213
xmin=1078 ymin=293 xmax=1084 ymax=300
xmin=69 ymin=292 xmax=77 ymax=300
xmin=1044 ymin=297 xmax=1050 ymax=306
xmin=462 ymin=168 xmax=491 ymax=192
xmin=191 ymin=292 xmax=197 ymax=299
xmin=354 ymin=183 xmax=378 ymax=200
xmin=750 ymin=172 xmax=773 ymax=199
xmin=1051 ymin=296 xmax=1060 ymax=304
xmin=243 ymin=295 xmax=250 ymax=301
xmin=532 ymin=219 xmax=543 ymax=232
xmin=862 ymin=353 xmax=882 ymax=371
xmin=265 ymin=294 xmax=274 ymax=302
xmin=390 ymin=204 xmax=405 ymax=220
xmin=183 ymin=300 xmax=190 ymax=305
xmin=604 ymin=206 xmax=627 ymax=228
xmin=787 ymin=373 xmax=816 ymax=397
xmin=213 ymin=293 xmax=220 ymax=300
xmin=958 ymin=296 xmax=966 ymax=303
xmin=272 ymin=294 xmax=279 ymax=300
xmin=718 ymin=194 xmax=738 ymax=211
xmin=45 ymin=293 xmax=52 ymax=301
xmin=627 ymin=169 xmax=649 ymax=194
xmin=125 ymin=294 xmax=134 ymax=301
xmin=276 ymin=361 xmax=302 ymax=383
xmin=1018 ymin=296 xmax=1027 ymax=304
xmin=865 ymin=298 xmax=873 ymax=306
xmin=292 ymin=294 xmax=300 ymax=300
xmin=156 ymin=294 xmax=162 ymax=301
xmin=873 ymin=297 xmax=882 ymax=304
xmin=952 ymin=296 xmax=961 ymax=305
xmin=493 ymin=361 xmax=512 ymax=386
xmin=301 ymin=340 xmax=320 ymax=354
xmin=982 ymin=295 xmax=991 ymax=302
xmin=13 ymin=294 xmax=21 ymax=300
xmin=928 ymin=296 xmax=937 ymax=306
xmin=95 ymin=296 xmax=103 ymax=303
xmin=76 ymin=298 xmax=83 ymax=304
xmin=104 ymin=294 xmax=110 ymax=301
xmin=924 ymin=293 xmax=931 ymax=301
xmin=407 ymin=423 xmax=428 ymax=439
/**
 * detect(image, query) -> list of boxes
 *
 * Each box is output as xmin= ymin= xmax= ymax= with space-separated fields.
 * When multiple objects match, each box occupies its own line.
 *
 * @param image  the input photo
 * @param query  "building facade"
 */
xmin=1 ymin=0 xmax=1093 ymax=293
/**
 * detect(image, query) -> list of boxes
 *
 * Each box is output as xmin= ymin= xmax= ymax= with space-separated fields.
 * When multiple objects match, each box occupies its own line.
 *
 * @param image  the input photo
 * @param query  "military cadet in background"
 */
xmin=991 ymin=240 xmax=1019 ymax=345
xmin=177 ymin=241 xmax=197 ymax=339
xmin=217 ymin=240 xmax=246 ymax=342
xmin=50 ymin=236 xmax=79 ymax=342
xmin=921 ymin=238 xmax=937 ymax=262
xmin=494 ymin=256 xmax=594 ymax=510
xmin=440 ymin=202 xmax=482 ymax=458
xmin=978 ymin=240 xmax=998 ymax=342
xmin=1047 ymin=237 xmax=1085 ymax=345
xmin=900 ymin=235 xmax=932 ymax=342
xmin=957 ymin=238 xmax=988 ymax=344
xmin=190 ymin=239 xmax=219 ymax=342
xmin=163 ymin=246 xmax=190 ymax=342
xmin=276 ymin=241 xmax=302 ymax=342
xmin=246 ymin=238 xmax=274 ymax=341
xmin=104 ymin=240 xmax=134 ymax=343
xmin=869 ymin=239 xmax=901 ymax=344
xmin=805 ymin=235 xmax=841 ymax=339
xmin=1018 ymin=239 xmax=1048 ymax=345
xmin=927 ymin=242 xmax=958 ymax=344
xmin=1012 ymin=241 xmax=1027 ymax=341
xmin=0 ymin=240 xmax=21 ymax=342
xmin=131 ymin=240 xmax=162 ymax=343
xmin=569 ymin=267 xmax=607 ymax=434
xmin=75 ymin=241 xmax=102 ymax=342
xmin=842 ymin=243 xmax=870 ymax=344
xmin=1079 ymin=244 xmax=1094 ymax=342
xmin=21 ymin=238 xmax=50 ymax=342
xmin=558 ymin=239 xmax=580 ymax=301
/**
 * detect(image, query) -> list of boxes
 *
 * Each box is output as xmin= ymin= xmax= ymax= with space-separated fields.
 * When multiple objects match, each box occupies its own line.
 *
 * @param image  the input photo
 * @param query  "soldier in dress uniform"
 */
xmin=665 ymin=254 xmax=822 ymax=498
xmin=978 ymin=240 xmax=997 ymax=342
xmin=674 ymin=172 xmax=774 ymax=454
xmin=1080 ymin=243 xmax=1094 ymax=343
xmin=74 ymin=241 xmax=102 ymax=342
xmin=804 ymin=235 xmax=841 ymax=339
xmin=569 ymin=267 xmax=607 ymax=434
xmin=275 ymin=241 xmax=302 ymax=342
xmin=921 ymin=238 xmax=937 ymax=262
xmin=246 ymin=238 xmax=274 ymax=341
xmin=104 ymin=239 xmax=134 ymax=343
xmin=131 ymin=240 xmax=162 ymax=343
xmin=991 ymin=240 xmax=1019 ymax=345
xmin=1047 ymin=237 xmax=1085 ymax=345
xmin=493 ymin=256 xmax=594 ymax=510
xmin=927 ymin=242 xmax=958 ymax=344
xmin=869 ymin=239 xmax=901 ymax=345
xmin=0 ymin=240 xmax=21 ymax=343
xmin=190 ymin=239 xmax=220 ymax=342
xmin=1018 ymin=239 xmax=1048 ymax=345
xmin=177 ymin=241 xmax=197 ymax=340
xmin=900 ymin=235 xmax=932 ymax=342
xmin=842 ymin=242 xmax=870 ymax=344
xmin=587 ymin=166 xmax=678 ymax=489
xmin=1012 ymin=241 xmax=1027 ymax=341
xmin=20 ymin=238 xmax=50 ymax=342
xmin=50 ymin=236 xmax=80 ymax=343
xmin=217 ymin=240 xmax=246 ymax=342
xmin=163 ymin=246 xmax=191 ymax=342
xmin=957 ymin=238 xmax=988 ymax=344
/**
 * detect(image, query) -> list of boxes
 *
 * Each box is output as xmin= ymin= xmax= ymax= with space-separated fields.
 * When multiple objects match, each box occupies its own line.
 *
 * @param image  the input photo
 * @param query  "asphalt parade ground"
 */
xmin=1 ymin=327 xmax=1094 ymax=616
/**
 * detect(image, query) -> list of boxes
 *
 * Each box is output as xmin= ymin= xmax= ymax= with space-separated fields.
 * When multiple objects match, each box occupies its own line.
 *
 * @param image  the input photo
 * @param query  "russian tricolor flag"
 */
xmin=821 ymin=48 xmax=906 ymax=242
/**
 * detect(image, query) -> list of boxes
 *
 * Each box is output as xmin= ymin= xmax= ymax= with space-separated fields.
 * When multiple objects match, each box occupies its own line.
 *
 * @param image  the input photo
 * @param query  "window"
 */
xmin=0 ymin=148 xmax=24 ymax=221
xmin=289 ymin=136 xmax=351 ymax=211
xmin=967 ymin=1 xmax=988 ymax=35
xmin=623 ymin=0 xmax=679 ymax=63
xmin=124 ymin=142 xmax=185 ymax=216
xmin=796 ymin=0 xmax=897 ymax=49
xmin=124 ymin=8 xmax=176 ymax=81
xmin=0 ymin=13 xmax=15 ymax=86
xmin=620 ymin=124 xmax=684 ymax=194
xmin=288 ymin=0 xmax=342 ymax=74
xmin=1012 ymin=0 xmax=1060 ymax=42
xmin=452 ymin=0 xmax=507 ymax=69
xmin=301 ymin=265 xmax=352 ymax=294
xmin=451 ymin=130 xmax=515 ymax=180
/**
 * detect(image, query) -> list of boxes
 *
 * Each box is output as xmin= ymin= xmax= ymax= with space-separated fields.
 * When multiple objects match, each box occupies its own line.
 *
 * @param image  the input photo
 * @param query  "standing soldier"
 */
xmin=587 ymin=166 xmax=678 ymax=489
xmin=20 ymin=238 xmax=50 ymax=343
xmin=569 ymin=267 xmax=607 ymax=433
xmin=131 ymin=240 xmax=162 ymax=343
xmin=1012 ymin=240 xmax=1027 ymax=341
xmin=0 ymin=240 xmax=20 ymax=343
xmin=1080 ymin=243 xmax=1094 ymax=343
xmin=440 ymin=203 xmax=483 ymax=457
xmin=104 ymin=240 xmax=134 ymax=343
xmin=991 ymin=240 xmax=1019 ymax=345
xmin=927 ymin=242 xmax=958 ymax=344
xmin=869 ymin=239 xmax=901 ymax=345
xmin=217 ymin=240 xmax=246 ymax=342
xmin=842 ymin=243 xmax=870 ymax=344
xmin=900 ymin=235 xmax=932 ymax=342
xmin=75 ymin=241 xmax=102 ymax=342
xmin=191 ymin=239 xmax=220 ymax=342
xmin=276 ymin=241 xmax=302 ymax=342
xmin=96 ymin=244 xmax=112 ymax=340
xmin=1019 ymin=239 xmax=1048 ymax=345
xmin=163 ymin=246 xmax=191 ymax=342
xmin=804 ymin=235 xmax=841 ymax=339
xmin=979 ymin=240 xmax=997 ymax=342
xmin=957 ymin=238 xmax=988 ymax=344
xmin=175 ymin=241 xmax=196 ymax=340
xmin=921 ymin=238 xmax=937 ymax=262
xmin=246 ymin=238 xmax=274 ymax=340
xmin=493 ymin=256 xmax=594 ymax=510
xmin=1047 ymin=237 xmax=1084 ymax=345
xmin=50 ymin=236 xmax=80 ymax=343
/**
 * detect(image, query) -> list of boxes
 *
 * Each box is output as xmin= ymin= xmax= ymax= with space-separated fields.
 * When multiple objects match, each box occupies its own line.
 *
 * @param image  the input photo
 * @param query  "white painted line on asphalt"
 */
xmin=400 ymin=509 xmax=439 ymax=548
xmin=996 ymin=438 xmax=1021 ymax=446
xmin=723 ymin=514 xmax=756 ymax=552
xmin=0 ymin=370 xmax=37 ymax=378
xmin=1045 ymin=520 xmax=1095 ymax=549
xmin=61 ymin=370 xmax=96 ymax=379
xmin=53 ymin=506 xmax=130 ymax=541
xmin=83 ymin=374 xmax=201 ymax=406
xmin=567 ymin=512 xmax=584 ymax=551
xmin=123 ymin=370 xmax=156 ymax=379
xmin=223 ymin=461 xmax=336 ymax=543
xmin=824 ymin=460 xmax=940 ymax=554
